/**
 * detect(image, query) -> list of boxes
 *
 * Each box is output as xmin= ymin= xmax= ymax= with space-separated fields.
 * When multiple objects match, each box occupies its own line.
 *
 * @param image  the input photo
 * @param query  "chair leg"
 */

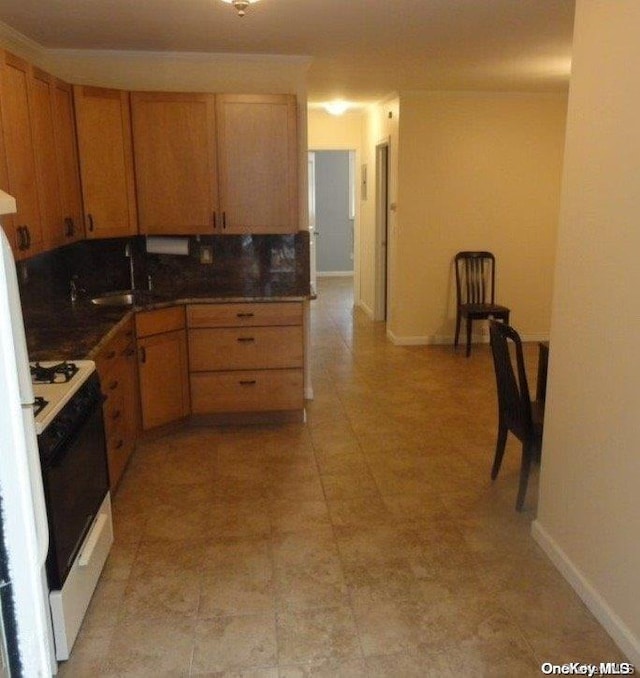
xmin=491 ymin=425 xmax=508 ymax=480
xmin=466 ymin=317 xmax=473 ymax=357
xmin=454 ymin=312 xmax=461 ymax=348
xmin=515 ymin=443 xmax=534 ymax=511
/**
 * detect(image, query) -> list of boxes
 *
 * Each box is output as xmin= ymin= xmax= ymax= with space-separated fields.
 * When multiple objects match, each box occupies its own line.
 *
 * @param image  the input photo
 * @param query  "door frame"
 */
xmin=307 ymin=151 xmax=317 ymax=292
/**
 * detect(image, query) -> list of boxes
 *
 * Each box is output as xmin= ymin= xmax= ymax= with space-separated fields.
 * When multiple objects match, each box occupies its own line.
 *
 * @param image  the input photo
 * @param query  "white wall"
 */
xmin=391 ymin=91 xmax=567 ymax=344
xmin=533 ymin=1 xmax=640 ymax=664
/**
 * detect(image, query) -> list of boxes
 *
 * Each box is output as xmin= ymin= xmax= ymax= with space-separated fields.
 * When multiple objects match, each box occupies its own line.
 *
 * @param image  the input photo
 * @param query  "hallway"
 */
xmin=59 ymin=277 xmax=625 ymax=676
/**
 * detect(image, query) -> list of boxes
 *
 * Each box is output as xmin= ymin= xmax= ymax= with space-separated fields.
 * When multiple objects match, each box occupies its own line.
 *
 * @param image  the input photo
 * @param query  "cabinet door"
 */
xmin=216 ymin=94 xmax=298 ymax=234
xmin=131 ymin=92 xmax=218 ymax=235
xmin=138 ymin=329 xmax=190 ymax=430
xmin=74 ymin=85 xmax=137 ymax=238
xmin=52 ymin=78 xmax=84 ymax=245
xmin=0 ymin=52 xmax=43 ymax=258
xmin=29 ymin=67 xmax=63 ymax=250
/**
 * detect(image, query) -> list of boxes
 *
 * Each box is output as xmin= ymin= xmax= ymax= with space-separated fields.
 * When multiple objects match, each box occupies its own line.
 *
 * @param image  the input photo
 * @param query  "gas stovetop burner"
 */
xmin=33 ymin=396 xmax=48 ymax=416
xmin=30 ymin=361 xmax=79 ymax=385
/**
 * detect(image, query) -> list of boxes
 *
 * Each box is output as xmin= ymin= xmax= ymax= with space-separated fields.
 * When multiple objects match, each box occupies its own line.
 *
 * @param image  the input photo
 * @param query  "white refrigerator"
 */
xmin=0 ymin=190 xmax=56 ymax=676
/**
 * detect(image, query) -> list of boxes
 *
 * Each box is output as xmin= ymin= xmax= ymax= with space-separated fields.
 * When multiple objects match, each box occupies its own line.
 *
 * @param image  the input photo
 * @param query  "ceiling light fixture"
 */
xmin=324 ymin=101 xmax=350 ymax=116
xmin=220 ymin=0 xmax=260 ymax=17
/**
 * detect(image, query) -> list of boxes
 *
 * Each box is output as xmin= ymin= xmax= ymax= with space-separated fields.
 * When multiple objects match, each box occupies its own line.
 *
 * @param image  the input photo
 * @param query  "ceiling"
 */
xmin=0 ymin=0 xmax=575 ymax=106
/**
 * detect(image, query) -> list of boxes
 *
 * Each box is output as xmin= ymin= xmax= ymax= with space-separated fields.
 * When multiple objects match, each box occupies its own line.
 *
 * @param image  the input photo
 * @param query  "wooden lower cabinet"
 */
xmin=136 ymin=307 xmax=190 ymax=430
xmin=186 ymin=301 xmax=304 ymax=416
xmin=95 ymin=318 xmax=138 ymax=490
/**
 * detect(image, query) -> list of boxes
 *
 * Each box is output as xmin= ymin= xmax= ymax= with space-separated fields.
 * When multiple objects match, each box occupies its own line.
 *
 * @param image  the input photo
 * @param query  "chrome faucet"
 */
xmin=69 ymin=275 xmax=85 ymax=302
xmin=124 ymin=242 xmax=135 ymax=290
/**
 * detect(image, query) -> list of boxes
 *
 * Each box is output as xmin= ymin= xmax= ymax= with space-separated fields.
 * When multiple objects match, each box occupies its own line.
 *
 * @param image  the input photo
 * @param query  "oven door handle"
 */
xmin=78 ymin=513 xmax=108 ymax=567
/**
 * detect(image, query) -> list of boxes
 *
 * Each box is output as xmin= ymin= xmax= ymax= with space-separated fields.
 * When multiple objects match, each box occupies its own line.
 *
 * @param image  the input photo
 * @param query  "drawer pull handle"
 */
xmin=239 ymin=379 xmax=257 ymax=386
xmin=106 ymin=350 xmax=116 ymax=359
xmin=112 ymin=410 xmax=121 ymax=421
xmin=114 ymin=439 xmax=124 ymax=450
xmin=109 ymin=380 xmax=118 ymax=390
xmin=236 ymin=312 xmax=255 ymax=318
xmin=140 ymin=347 xmax=147 ymax=364
xmin=237 ymin=337 xmax=255 ymax=343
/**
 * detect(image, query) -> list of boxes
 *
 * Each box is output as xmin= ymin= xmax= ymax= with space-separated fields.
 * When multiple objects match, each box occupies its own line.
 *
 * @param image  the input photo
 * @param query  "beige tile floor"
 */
xmin=58 ymin=277 xmax=627 ymax=676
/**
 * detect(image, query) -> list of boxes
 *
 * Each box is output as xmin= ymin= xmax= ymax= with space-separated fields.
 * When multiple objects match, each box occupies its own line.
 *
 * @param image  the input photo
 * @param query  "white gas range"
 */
xmin=29 ymin=358 xmax=114 ymax=662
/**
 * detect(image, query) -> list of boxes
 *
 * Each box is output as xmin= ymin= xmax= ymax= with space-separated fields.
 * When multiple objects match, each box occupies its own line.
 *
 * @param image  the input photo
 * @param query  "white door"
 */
xmin=307 ymin=152 xmax=317 ymax=292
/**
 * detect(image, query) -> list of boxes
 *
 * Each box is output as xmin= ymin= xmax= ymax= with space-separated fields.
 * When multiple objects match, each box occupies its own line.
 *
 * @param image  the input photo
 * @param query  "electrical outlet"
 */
xmin=200 ymin=246 xmax=213 ymax=264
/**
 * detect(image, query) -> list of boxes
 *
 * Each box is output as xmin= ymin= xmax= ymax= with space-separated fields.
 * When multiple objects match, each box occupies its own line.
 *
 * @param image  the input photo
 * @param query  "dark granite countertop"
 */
xmin=24 ymin=284 xmax=310 ymax=362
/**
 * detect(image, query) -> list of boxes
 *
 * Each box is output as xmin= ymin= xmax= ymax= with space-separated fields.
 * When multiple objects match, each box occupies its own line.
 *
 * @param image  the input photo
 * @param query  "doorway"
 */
xmin=374 ymin=142 xmax=389 ymax=321
xmin=308 ymin=150 xmax=355 ymax=277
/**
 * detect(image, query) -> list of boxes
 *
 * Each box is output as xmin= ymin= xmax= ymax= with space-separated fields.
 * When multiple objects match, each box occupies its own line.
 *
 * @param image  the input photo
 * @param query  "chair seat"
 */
xmin=459 ymin=303 xmax=510 ymax=318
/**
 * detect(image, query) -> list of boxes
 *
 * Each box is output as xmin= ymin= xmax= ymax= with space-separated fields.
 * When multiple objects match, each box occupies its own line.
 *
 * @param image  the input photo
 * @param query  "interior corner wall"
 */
xmin=391 ymin=91 xmax=567 ymax=344
xmin=533 ymin=1 xmax=640 ymax=663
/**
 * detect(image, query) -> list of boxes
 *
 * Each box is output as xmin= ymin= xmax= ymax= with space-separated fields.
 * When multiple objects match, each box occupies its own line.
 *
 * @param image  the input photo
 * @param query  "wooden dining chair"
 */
xmin=454 ymin=251 xmax=510 ymax=356
xmin=488 ymin=320 xmax=544 ymax=511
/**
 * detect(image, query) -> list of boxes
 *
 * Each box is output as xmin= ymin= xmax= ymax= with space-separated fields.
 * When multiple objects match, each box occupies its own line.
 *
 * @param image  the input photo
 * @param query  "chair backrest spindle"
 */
xmin=456 ymin=251 xmax=496 ymax=305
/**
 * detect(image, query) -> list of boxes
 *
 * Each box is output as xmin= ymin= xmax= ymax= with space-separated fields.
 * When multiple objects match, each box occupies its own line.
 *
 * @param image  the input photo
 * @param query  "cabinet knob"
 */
xmin=87 ymin=214 xmax=94 ymax=232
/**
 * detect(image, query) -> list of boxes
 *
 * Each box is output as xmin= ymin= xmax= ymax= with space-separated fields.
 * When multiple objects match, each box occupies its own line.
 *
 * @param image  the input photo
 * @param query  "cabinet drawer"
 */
xmin=190 ymin=369 xmax=303 ymax=413
xmin=187 ymin=302 xmax=302 ymax=328
xmin=136 ymin=306 xmax=185 ymax=338
xmin=95 ymin=320 xmax=135 ymax=374
xmin=189 ymin=326 xmax=303 ymax=371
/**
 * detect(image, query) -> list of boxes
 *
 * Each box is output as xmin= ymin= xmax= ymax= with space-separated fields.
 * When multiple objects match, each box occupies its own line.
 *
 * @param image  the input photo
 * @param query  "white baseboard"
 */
xmin=384 ymin=332 xmax=550 ymax=347
xmin=531 ymin=520 xmax=640 ymax=665
xmin=356 ymin=299 xmax=374 ymax=319
xmin=316 ymin=271 xmax=354 ymax=277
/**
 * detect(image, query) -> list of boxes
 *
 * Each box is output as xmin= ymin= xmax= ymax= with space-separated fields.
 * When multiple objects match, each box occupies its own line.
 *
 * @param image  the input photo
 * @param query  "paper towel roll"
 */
xmin=145 ymin=236 xmax=190 ymax=256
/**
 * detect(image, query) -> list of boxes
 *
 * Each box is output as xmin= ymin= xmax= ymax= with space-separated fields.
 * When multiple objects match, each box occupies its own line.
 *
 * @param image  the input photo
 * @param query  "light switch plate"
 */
xmin=200 ymin=246 xmax=213 ymax=264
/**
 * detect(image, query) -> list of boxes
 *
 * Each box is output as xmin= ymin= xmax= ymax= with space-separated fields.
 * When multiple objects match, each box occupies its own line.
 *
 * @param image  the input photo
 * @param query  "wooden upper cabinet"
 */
xmin=131 ymin=92 xmax=218 ymax=235
xmin=52 ymin=78 xmax=84 ymax=245
xmin=216 ymin=94 xmax=298 ymax=234
xmin=73 ymin=85 xmax=137 ymax=238
xmin=0 ymin=52 xmax=43 ymax=258
xmin=29 ymin=67 xmax=63 ymax=250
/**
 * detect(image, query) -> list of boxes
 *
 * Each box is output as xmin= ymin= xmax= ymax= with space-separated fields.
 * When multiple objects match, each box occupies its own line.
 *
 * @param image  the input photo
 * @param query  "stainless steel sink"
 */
xmin=90 ymin=290 xmax=138 ymax=307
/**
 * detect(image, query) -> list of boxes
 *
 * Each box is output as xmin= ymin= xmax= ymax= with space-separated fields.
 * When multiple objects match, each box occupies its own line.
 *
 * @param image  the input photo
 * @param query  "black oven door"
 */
xmin=38 ymin=373 xmax=110 ymax=591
